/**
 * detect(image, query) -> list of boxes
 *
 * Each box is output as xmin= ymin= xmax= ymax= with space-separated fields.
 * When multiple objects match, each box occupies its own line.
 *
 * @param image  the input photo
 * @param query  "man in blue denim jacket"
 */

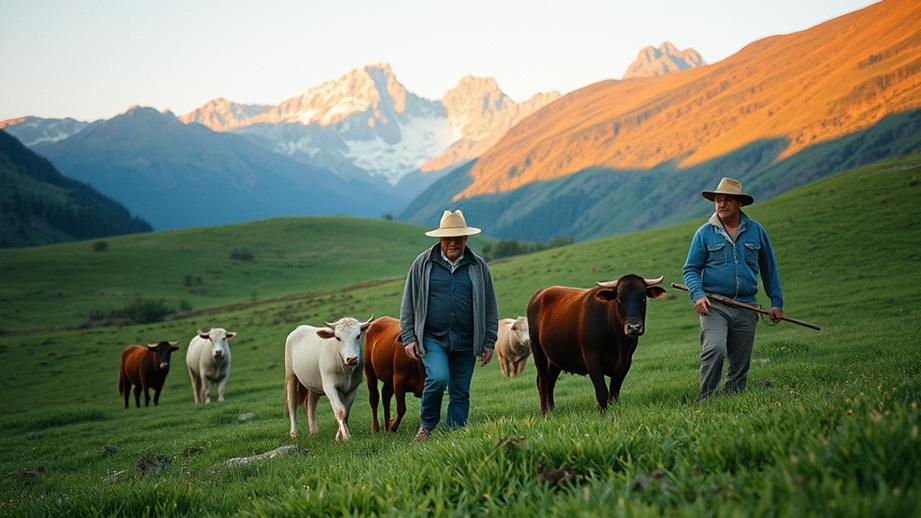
xmin=683 ymin=178 xmax=783 ymax=399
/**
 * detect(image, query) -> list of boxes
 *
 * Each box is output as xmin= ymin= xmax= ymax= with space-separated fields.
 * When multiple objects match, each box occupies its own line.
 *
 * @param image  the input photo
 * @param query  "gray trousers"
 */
xmin=699 ymin=300 xmax=759 ymax=399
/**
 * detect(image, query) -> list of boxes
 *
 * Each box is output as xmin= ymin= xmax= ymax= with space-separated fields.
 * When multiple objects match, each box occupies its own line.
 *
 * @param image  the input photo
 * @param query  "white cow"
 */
xmin=496 ymin=316 xmax=531 ymax=378
xmin=285 ymin=315 xmax=373 ymax=440
xmin=187 ymin=328 xmax=236 ymax=404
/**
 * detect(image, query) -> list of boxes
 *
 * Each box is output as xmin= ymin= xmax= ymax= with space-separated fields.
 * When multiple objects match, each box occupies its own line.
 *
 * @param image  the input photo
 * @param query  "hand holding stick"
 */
xmin=672 ymin=283 xmax=820 ymax=330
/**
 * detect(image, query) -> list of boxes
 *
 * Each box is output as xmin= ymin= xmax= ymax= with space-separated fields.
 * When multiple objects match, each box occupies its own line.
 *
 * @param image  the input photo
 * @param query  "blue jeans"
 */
xmin=699 ymin=300 xmax=759 ymax=399
xmin=419 ymin=336 xmax=477 ymax=431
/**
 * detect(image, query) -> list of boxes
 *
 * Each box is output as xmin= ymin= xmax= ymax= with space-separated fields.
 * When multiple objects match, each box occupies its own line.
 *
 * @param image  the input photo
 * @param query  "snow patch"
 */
xmin=344 ymin=115 xmax=451 ymax=184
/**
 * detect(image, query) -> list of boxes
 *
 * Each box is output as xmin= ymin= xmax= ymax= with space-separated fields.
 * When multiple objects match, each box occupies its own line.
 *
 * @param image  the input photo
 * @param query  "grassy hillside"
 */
xmin=0 ymin=152 xmax=918 ymax=516
xmin=0 ymin=215 xmax=496 ymax=330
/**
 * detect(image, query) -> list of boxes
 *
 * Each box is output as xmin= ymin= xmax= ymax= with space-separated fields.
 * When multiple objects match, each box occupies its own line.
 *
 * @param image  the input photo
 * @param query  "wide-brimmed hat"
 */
xmin=702 ymin=177 xmax=754 ymax=206
xmin=425 ymin=210 xmax=481 ymax=237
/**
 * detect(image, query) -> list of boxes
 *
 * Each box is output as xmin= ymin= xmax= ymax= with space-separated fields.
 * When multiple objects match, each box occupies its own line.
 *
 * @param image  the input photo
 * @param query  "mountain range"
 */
xmin=2 ymin=0 xmax=919 ymax=244
xmin=2 ymin=65 xmax=561 ymax=231
xmin=401 ymin=0 xmax=921 ymax=239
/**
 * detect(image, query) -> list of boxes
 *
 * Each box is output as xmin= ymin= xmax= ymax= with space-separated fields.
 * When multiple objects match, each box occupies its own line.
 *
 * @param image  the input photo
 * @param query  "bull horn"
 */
xmin=360 ymin=314 xmax=374 ymax=330
xmin=644 ymin=276 xmax=665 ymax=286
xmin=596 ymin=280 xmax=618 ymax=288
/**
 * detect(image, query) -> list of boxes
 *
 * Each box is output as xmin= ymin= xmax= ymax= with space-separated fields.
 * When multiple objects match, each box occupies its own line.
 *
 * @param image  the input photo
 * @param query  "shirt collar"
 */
xmin=440 ymin=249 xmax=465 ymax=272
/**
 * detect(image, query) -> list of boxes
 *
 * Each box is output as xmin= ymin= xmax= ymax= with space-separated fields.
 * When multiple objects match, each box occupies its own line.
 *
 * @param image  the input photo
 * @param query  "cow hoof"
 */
xmin=289 ymin=431 xmax=297 ymax=438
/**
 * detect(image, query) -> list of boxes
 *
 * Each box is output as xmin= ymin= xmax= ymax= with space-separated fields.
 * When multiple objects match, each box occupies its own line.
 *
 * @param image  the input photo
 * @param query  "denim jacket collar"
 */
xmin=708 ymin=210 xmax=751 ymax=244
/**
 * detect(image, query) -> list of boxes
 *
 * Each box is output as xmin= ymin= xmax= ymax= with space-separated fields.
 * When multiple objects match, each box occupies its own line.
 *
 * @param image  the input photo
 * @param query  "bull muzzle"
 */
xmin=160 ymin=362 xmax=170 ymax=369
xmin=213 ymin=350 xmax=223 ymax=358
xmin=345 ymin=356 xmax=359 ymax=367
xmin=625 ymin=323 xmax=644 ymax=336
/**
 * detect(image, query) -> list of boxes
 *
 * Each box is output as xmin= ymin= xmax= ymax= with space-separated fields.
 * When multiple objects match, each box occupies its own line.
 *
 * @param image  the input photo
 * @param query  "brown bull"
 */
xmin=363 ymin=316 xmax=426 ymax=432
xmin=527 ymin=274 xmax=666 ymax=413
xmin=118 ymin=341 xmax=179 ymax=409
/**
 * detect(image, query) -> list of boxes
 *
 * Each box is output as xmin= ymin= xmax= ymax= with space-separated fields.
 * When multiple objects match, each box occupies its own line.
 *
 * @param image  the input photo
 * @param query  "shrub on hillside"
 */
xmin=230 ymin=249 xmax=254 ymax=261
xmin=109 ymin=296 xmax=175 ymax=324
xmin=481 ymin=236 xmax=575 ymax=261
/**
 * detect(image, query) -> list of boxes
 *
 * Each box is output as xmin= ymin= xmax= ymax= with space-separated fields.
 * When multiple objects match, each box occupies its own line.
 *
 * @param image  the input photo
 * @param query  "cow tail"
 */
xmin=118 ymin=373 xmax=124 ymax=396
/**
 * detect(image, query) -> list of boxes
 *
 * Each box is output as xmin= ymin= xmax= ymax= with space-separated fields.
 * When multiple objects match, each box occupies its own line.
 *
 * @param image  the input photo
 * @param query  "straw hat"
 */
xmin=701 ymin=177 xmax=754 ymax=206
xmin=425 ymin=210 xmax=481 ymax=237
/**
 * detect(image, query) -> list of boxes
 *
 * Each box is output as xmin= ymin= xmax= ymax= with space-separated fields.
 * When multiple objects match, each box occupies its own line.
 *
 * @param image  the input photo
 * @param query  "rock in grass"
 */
xmin=136 ymin=453 xmax=172 ymax=476
xmin=102 ymin=444 xmax=118 ymax=456
xmin=219 ymin=445 xmax=309 ymax=469
xmin=181 ymin=446 xmax=204 ymax=457
xmin=239 ymin=412 xmax=257 ymax=421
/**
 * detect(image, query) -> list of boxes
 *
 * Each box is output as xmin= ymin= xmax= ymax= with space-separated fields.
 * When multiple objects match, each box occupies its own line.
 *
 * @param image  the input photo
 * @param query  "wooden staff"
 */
xmin=671 ymin=283 xmax=820 ymax=331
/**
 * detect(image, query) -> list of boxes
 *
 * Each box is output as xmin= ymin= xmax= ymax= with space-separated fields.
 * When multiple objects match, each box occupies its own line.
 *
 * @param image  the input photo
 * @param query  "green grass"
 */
xmin=0 ymin=216 xmax=494 ymax=329
xmin=0 ymin=152 xmax=919 ymax=516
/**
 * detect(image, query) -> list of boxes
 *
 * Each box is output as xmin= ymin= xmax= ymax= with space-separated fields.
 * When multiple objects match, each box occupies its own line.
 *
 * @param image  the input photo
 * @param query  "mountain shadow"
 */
xmin=400 ymin=108 xmax=921 ymax=241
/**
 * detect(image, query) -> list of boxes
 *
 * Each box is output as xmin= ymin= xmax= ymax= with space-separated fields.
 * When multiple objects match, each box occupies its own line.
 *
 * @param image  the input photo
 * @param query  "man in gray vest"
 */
xmin=400 ymin=210 xmax=499 ymax=441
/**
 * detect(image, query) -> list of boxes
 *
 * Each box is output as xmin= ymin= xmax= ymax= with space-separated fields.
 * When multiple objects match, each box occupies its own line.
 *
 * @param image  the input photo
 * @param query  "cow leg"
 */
xmin=132 ymin=384 xmax=142 ymax=408
xmin=153 ymin=386 xmax=161 ymax=406
xmin=122 ymin=377 xmax=131 ymax=409
xmin=323 ymin=384 xmax=352 ymax=441
xmin=609 ymin=369 xmax=629 ymax=402
xmin=388 ymin=381 xmax=406 ymax=432
xmin=543 ymin=364 xmax=562 ymax=413
xmin=203 ymin=378 xmax=212 ymax=404
xmin=368 ymin=378 xmax=381 ymax=433
xmin=217 ymin=377 xmax=227 ymax=402
xmin=531 ymin=339 xmax=556 ymax=414
xmin=285 ymin=374 xmax=300 ymax=437
xmin=143 ymin=385 xmax=151 ymax=407
xmin=499 ymin=352 xmax=510 ymax=378
xmin=517 ymin=357 xmax=528 ymax=376
xmin=188 ymin=367 xmax=201 ymax=404
xmin=586 ymin=363 xmax=610 ymax=413
xmin=381 ymin=383 xmax=395 ymax=431
xmin=337 ymin=388 xmax=359 ymax=441
xmin=306 ymin=391 xmax=322 ymax=436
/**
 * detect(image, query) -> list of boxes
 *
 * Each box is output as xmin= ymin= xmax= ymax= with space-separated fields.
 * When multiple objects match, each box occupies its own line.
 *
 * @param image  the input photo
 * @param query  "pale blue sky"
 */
xmin=0 ymin=0 xmax=878 ymax=122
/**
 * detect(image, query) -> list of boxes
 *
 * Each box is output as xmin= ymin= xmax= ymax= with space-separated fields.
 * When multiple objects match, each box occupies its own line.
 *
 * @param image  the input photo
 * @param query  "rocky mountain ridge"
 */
xmin=622 ymin=42 xmax=706 ymax=80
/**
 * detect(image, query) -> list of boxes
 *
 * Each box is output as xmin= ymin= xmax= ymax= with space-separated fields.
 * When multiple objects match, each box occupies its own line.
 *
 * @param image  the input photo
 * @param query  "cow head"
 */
xmin=317 ymin=314 xmax=373 ymax=367
xmin=197 ymin=328 xmax=236 ymax=360
xmin=595 ymin=275 xmax=667 ymax=337
xmin=146 ymin=340 xmax=180 ymax=369
xmin=511 ymin=316 xmax=531 ymax=346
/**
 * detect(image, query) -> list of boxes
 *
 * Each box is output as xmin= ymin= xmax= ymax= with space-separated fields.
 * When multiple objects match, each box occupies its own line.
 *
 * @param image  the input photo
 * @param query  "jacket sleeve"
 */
xmin=482 ymin=265 xmax=499 ymax=349
xmin=399 ymin=259 xmax=419 ymax=346
xmin=682 ymin=227 xmax=708 ymax=303
xmin=758 ymin=228 xmax=784 ymax=310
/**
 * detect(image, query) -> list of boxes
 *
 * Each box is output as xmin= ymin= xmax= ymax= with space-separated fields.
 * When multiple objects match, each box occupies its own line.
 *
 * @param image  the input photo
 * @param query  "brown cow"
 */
xmin=118 ymin=341 xmax=179 ymax=409
xmin=527 ymin=274 xmax=666 ymax=413
xmin=363 ymin=316 xmax=426 ymax=432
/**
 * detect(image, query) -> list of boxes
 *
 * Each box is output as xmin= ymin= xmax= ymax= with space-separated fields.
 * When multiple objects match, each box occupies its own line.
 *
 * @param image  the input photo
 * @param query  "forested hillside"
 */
xmin=0 ymin=131 xmax=152 ymax=248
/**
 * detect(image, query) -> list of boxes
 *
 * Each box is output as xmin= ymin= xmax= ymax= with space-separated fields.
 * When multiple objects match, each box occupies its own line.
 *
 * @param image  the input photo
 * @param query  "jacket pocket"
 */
xmin=743 ymin=241 xmax=761 ymax=267
xmin=706 ymin=242 xmax=728 ymax=266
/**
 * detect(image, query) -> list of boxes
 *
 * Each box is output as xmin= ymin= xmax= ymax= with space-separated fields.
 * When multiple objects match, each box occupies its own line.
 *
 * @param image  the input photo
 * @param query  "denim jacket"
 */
xmin=682 ymin=211 xmax=783 ymax=310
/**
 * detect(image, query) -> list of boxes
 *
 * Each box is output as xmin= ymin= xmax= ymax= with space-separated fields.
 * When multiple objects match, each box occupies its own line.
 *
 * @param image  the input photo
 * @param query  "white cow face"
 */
xmin=511 ymin=316 xmax=530 ymax=346
xmin=317 ymin=315 xmax=373 ymax=367
xmin=198 ymin=328 xmax=236 ymax=359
